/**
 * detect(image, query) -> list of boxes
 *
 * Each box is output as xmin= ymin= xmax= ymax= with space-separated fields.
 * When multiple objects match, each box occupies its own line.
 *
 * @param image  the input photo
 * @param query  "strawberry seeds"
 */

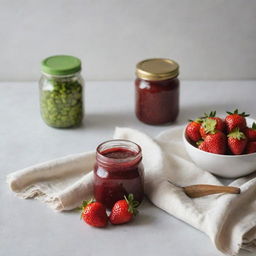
xmin=80 ymin=194 xmax=139 ymax=228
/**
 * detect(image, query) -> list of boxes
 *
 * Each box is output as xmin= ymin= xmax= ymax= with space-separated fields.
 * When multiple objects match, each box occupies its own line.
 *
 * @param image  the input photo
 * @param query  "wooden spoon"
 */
xmin=168 ymin=181 xmax=240 ymax=198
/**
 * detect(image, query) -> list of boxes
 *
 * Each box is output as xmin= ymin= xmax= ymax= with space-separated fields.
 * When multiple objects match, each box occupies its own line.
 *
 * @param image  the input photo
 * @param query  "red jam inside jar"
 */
xmin=135 ymin=58 xmax=180 ymax=125
xmin=93 ymin=139 xmax=144 ymax=209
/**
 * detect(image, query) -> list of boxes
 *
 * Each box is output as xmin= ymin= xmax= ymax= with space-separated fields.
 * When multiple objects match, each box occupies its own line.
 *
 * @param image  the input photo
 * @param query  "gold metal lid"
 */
xmin=136 ymin=58 xmax=179 ymax=81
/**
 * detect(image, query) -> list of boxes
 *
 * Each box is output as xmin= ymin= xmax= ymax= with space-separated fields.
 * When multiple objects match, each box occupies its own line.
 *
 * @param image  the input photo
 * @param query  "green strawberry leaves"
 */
xmin=228 ymin=128 xmax=246 ymax=140
xmin=203 ymin=111 xmax=216 ymax=118
xmin=124 ymin=194 xmax=139 ymax=216
xmin=80 ymin=199 xmax=94 ymax=219
xmin=226 ymin=109 xmax=250 ymax=117
xmin=196 ymin=140 xmax=204 ymax=146
xmin=201 ymin=118 xmax=217 ymax=134
xmin=188 ymin=118 xmax=203 ymax=124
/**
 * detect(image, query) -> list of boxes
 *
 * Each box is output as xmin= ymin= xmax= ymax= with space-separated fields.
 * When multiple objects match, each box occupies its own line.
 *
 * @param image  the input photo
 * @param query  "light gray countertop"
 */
xmin=1 ymin=81 xmax=255 ymax=256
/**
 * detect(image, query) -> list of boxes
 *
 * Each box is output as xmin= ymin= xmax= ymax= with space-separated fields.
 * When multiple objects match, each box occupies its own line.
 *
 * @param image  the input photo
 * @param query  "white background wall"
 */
xmin=1 ymin=0 xmax=256 ymax=81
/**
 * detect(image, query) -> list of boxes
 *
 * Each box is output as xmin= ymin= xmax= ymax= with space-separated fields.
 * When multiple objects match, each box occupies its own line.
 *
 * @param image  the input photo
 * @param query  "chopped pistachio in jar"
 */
xmin=40 ymin=78 xmax=83 ymax=128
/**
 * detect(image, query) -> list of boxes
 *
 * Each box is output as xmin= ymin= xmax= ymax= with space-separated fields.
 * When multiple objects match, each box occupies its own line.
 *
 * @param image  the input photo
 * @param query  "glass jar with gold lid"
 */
xmin=135 ymin=58 xmax=180 ymax=125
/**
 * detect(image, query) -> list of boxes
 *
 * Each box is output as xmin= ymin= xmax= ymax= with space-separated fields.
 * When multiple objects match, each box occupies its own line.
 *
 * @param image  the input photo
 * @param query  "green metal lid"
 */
xmin=41 ymin=55 xmax=82 ymax=75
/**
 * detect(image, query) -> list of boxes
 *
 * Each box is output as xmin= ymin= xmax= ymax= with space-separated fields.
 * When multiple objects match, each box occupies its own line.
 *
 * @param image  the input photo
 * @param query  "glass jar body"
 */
xmin=93 ymin=140 xmax=144 ymax=209
xmin=39 ymin=72 xmax=84 ymax=128
xmin=135 ymin=77 xmax=179 ymax=125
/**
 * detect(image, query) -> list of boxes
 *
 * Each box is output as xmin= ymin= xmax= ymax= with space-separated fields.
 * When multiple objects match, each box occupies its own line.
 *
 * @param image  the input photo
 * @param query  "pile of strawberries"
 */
xmin=185 ymin=109 xmax=256 ymax=155
xmin=80 ymin=194 xmax=139 ymax=228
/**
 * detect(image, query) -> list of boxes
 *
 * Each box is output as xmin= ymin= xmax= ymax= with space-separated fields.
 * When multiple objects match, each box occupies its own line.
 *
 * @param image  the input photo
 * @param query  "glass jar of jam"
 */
xmin=135 ymin=58 xmax=180 ymax=125
xmin=39 ymin=55 xmax=84 ymax=128
xmin=94 ymin=139 xmax=144 ymax=209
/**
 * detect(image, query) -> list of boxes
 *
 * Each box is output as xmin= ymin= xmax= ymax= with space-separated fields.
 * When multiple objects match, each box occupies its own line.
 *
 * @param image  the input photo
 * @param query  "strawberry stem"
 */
xmin=80 ymin=199 xmax=94 ymax=219
xmin=124 ymin=194 xmax=139 ymax=216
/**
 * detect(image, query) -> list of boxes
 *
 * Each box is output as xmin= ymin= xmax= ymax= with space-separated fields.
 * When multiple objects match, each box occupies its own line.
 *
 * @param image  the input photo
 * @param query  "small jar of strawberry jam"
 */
xmin=94 ymin=139 xmax=144 ymax=209
xmin=135 ymin=58 xmax=180 ymax=125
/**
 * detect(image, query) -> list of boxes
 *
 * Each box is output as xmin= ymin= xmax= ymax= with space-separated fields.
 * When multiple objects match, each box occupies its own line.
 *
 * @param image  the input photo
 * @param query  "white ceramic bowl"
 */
xmin=183 ymin=117 xmax=256 ymax=178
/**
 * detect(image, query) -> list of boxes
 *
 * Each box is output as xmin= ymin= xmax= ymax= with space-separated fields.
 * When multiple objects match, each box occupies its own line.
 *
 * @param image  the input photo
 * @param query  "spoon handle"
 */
xmin=183 ymin=184 xmax=240 ymax=198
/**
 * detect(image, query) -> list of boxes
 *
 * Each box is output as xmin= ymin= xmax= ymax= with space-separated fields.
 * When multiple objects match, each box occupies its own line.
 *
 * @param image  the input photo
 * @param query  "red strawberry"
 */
xmin=244 ymin=122 xmax=256 ymax=141
xmin=203 ymin=111 xmax=225 ymax=132
xmin=204 ymin=131 xmax=227 ymax=154
xmin=81 ymin=200 xmax=108 ymax=228
xmin=227 ymin=128 xmax=248 ymax=155
xmin=245 ymin=141 xmax=256 ymax=154
xmin=200 ymin=118 xmax=217 ymax=138
xmin=225 ymin=109 xmax=249 ymax=132
xmin=197 ymin=140 xmax=208 ymax=152
xmin=211 ymin=117 xmax=225 ymax=131
xmin=185 ymin=119 xmax=202 ymax=142
xmin=109 ymin=194 xmax=139 ymax=225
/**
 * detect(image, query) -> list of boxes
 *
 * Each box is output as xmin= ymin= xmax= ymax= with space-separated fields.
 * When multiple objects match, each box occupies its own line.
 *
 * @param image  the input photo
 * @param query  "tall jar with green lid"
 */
xmin=39 ymin=55 xmax=84 ymax=128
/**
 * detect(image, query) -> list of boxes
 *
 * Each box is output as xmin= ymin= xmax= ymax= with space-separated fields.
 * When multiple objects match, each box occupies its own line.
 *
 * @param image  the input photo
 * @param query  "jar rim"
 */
xmin=136 ymin=58 xmax=179 ymax=81
xmin=96 ymin=139 xmax=142 ymax=169
xmin=41 ymin=71 xmax=81 ymax=78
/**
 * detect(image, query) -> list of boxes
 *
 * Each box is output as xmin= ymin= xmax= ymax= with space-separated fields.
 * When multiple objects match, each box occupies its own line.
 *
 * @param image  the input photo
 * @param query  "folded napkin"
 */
xmin=7 ymin=127 xmax=256 ymax=255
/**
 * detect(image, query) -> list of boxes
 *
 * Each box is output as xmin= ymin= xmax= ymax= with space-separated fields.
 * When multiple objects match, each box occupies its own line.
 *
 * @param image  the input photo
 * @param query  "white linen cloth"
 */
xmin=7 ymin=127 xmax=256 ymax=256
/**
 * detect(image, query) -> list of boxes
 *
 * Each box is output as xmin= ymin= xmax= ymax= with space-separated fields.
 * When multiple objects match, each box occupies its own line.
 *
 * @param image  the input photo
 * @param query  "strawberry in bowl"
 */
xmin=183 ymin=109 xmax=256 ymax=178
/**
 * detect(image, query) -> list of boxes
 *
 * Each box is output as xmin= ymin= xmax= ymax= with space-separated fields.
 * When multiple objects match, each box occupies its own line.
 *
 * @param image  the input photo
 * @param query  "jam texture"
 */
xmin=94 ymin=146 xmax=144 ymax=209
xmin=135 ymin=77 xmax=179 ymax=125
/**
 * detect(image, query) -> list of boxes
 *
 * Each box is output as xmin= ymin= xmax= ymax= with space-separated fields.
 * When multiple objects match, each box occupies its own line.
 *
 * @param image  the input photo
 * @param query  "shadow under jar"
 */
xmin=39 ymin=55 xmax=84 ymax=128
xmin=94 ymin=139 xmax=144 ymax=209
xmin=135 ymin=58 xmax=180 ymax=125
